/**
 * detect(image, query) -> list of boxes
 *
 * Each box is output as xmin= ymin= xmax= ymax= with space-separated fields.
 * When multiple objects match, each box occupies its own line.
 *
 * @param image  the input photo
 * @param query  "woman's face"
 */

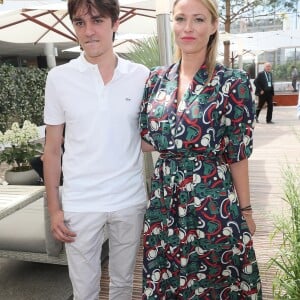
xmin=172 ymin=0 xmax=217 ymax=57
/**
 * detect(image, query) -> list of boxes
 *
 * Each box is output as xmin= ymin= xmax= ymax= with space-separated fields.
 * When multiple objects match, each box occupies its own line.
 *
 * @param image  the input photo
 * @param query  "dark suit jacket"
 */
xmin=254 ymin=71 xmax=274 ymax=96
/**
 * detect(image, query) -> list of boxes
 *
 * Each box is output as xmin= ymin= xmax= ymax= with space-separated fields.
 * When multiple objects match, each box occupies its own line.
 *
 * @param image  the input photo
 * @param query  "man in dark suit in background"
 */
xmin=254 ymin=62 xmax=275 ymax=124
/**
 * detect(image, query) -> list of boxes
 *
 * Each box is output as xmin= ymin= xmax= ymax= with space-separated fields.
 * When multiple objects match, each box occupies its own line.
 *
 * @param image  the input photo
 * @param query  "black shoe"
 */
xmin=267 ymin=121 xmax=275 ymax=124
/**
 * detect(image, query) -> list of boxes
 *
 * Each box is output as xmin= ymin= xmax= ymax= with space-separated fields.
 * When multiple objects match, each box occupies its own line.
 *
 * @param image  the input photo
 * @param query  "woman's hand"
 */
xmin=142 ymin=140 xmax=155 ymax=152
xmin=242 ymin=212 xmax=256 ymax=235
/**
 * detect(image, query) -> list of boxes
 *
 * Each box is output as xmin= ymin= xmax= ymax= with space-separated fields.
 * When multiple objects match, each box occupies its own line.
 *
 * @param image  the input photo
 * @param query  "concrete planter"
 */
xmin=4 ymin=169 xmax=40 ymax=185
xmin=273 ymin=92 xmax=298 ymax=106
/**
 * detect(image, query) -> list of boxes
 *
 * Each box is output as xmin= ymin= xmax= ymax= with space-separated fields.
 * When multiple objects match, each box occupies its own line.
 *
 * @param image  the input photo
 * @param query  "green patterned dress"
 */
xmin=139 ymin=63 xmax=262 ymax=299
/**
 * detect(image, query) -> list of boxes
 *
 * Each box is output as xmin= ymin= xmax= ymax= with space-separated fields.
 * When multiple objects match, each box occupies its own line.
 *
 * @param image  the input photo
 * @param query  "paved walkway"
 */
xmin=99 ymin=105 xmax=300 ymax=300
xmin=250 ymin=106 xmax=299 ymax=299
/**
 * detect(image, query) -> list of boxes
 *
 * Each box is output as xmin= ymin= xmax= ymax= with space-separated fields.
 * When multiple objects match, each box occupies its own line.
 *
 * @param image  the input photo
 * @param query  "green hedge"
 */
xmin=0 ymin=64 xmax=48 ymax=132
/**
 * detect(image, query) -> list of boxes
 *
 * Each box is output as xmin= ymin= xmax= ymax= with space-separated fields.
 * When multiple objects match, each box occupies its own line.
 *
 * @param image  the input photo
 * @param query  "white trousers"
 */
xmin=64 ymin=202 xmax=146 ymax=300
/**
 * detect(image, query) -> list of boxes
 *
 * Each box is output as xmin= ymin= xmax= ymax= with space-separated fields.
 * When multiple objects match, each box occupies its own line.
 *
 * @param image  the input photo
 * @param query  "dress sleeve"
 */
xmin=139 ymin=67 xmax=160 ymax=147
xmin=222 ymin=70 xmax=255 ymax=164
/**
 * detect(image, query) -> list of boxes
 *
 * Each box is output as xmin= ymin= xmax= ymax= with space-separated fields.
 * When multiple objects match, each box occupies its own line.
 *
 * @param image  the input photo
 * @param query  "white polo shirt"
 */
xmin=44 ymin=53 xmax=149 ymax=212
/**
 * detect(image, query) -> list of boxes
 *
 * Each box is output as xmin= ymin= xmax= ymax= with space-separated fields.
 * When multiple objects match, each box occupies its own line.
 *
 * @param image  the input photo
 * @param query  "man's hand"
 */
xmin=50 ymin=210 xmax=76 ymax=243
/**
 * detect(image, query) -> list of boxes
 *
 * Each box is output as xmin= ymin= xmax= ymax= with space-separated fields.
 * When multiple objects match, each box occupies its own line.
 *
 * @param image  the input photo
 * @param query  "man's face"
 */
xmin=265 ymin=64 xmax=272 ymax=72
xmin=71 ymin=5 xmax=119 ymax=63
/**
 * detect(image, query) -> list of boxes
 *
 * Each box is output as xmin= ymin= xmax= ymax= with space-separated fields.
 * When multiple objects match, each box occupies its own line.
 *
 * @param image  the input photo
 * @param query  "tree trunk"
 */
xmin=223 ymin=0 xmax=231 ymax=67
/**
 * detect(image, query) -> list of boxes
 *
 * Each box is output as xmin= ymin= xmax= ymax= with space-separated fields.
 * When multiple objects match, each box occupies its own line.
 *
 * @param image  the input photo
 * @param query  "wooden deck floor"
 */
xmin=98 ymin=106 xmax=300 ymax=300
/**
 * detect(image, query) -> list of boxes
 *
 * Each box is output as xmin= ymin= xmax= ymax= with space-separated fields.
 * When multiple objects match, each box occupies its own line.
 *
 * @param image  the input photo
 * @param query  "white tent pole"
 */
xmin=155 ymin=0 xmax=172 ymax=65
xmin=44 ymin=43 xmax=57 ymax=69
xmin=237 ymin=37 xmax=243 ymax=70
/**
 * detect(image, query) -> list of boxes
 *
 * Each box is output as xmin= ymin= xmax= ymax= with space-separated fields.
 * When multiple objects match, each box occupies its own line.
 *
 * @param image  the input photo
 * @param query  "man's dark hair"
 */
xmin=68 ymin=0 xmax=120 ymax=24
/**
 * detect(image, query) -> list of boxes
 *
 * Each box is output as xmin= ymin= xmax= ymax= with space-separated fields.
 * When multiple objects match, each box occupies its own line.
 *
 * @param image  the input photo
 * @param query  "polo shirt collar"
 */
xmin=74 ymin=52 xmax=130 ymax=75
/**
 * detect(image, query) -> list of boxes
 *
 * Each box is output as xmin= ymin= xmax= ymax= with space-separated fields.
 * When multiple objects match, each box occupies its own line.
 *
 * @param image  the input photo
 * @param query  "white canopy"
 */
xmin=224 ymin=30 xmax=300 ymax=54
xmin=0 ymin=0 xmax=166 ymax=44
xmin=0 ymin=0 xmax=173 ymax=67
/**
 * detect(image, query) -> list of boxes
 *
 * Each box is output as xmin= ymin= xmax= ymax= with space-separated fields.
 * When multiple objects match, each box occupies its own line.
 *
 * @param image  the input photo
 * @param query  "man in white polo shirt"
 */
xmin=43 ymin=1 xmax=149 ymax=299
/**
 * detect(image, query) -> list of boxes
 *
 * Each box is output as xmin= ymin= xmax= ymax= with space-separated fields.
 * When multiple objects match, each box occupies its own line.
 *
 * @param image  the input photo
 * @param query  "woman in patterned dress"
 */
xmin=139 ymin=0 xmax=262 ymax=299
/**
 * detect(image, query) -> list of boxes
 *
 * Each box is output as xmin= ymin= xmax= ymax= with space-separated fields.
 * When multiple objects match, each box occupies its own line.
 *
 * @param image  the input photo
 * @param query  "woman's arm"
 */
xmin=142 ymin=140 xmax=155 ymax=152
xmin=229 ymin=158 xmax=256 ymax=235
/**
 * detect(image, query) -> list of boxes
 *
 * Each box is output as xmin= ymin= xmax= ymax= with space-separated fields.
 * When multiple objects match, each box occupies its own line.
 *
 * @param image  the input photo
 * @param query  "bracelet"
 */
xmin=240 ymin=205 xmax=252 ymax=211
xmin=241 ymin=211 xmax=253 ymax=215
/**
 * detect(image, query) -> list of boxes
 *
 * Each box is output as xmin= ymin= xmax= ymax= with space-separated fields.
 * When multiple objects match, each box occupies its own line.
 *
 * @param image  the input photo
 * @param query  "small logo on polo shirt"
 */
xmin=125 ymin=97 xmax=132 ymax=101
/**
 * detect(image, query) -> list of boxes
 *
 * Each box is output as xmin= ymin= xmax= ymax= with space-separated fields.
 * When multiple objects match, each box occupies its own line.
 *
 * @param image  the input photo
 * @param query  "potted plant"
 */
xmin=0 ymin=120 xmax=43 ymax=185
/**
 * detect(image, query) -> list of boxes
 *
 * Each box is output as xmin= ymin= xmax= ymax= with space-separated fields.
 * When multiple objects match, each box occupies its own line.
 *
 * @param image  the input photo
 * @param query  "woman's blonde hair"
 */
xmin=173 ymin=0 xmax=219 ymax=83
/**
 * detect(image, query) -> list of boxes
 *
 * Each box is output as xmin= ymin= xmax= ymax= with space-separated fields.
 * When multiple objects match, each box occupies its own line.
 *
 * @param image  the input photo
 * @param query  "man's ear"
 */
xmin=112 ymin=19 xmax=120 ymax=32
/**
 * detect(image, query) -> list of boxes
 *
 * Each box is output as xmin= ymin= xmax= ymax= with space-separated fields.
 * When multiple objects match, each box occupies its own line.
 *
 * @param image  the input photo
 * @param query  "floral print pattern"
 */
xmin=140 ymin=63 xmax=262 ymax=299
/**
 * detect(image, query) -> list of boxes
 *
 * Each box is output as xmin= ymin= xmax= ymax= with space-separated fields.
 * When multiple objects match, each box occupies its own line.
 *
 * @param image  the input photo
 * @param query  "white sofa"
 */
xmin=0 ymin=153 xmax=154 ymax=265
xmin=0 ymin=192 xmax=108 ymax=265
